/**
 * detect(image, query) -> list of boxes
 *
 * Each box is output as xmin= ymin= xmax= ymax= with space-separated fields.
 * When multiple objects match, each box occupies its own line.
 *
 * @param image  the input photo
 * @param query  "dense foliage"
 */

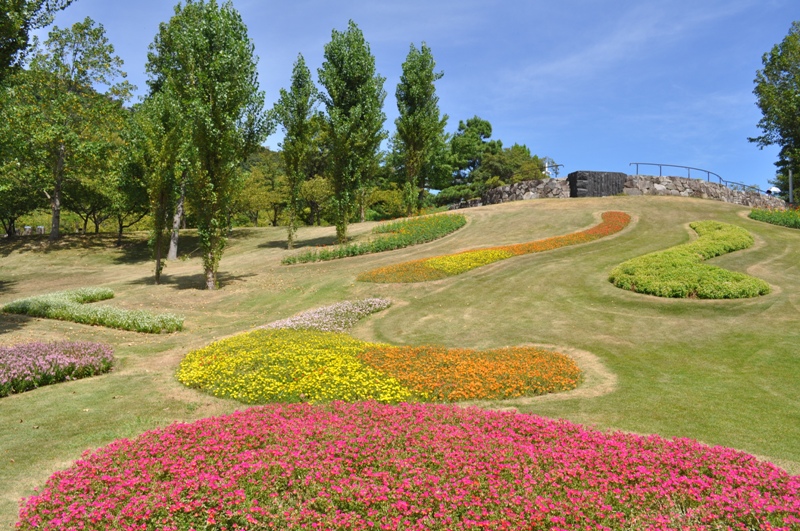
xmin=318 ymin=20 xmax=387 ymax=243
xmin=146 ymin=0 xmax=270 ymax=289
xmin=750 ymin=206 xmax=800 ymax=229
xmin=282 ymin=213 xmax=466 ymax=264
xmin=17 ymin=402 xmax=800 ymax=530
xmin=1 ymin=287 xmax=183 ymax=333
xmin=393 ymin=42 xmax=450 ymax=214
xmin=609 ymin=221 xmax=770 ymax=298
xmin=0 ymin=341 xmax=113 ymax=397
xmin=359 ymin=211 xmax=631 ymax=282
xmin=750 ymin=20 xmax=800 ymax=191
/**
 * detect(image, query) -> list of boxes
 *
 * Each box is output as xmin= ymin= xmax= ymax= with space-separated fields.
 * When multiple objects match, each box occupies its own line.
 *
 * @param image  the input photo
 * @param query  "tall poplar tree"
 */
xmin=318 ymin=20 xmax=386 ymax=243
xmin=393 ymin=42 xmax=449 ymax=215
xmin=147 ymin=0 xmax=270 ymax=290
xmin=274 ymin=53 xmax=318 ymax=249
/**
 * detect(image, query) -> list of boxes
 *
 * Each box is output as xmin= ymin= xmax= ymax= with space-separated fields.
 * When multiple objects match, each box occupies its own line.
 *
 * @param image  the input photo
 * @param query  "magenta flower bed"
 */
xmin=0 ymin=341 xmax=113 ymax=397
xmin=17 ymin=403 xmax=800 ymax=530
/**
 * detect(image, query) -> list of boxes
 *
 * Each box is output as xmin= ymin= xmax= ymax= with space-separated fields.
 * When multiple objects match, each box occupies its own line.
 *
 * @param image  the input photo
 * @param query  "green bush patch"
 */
xmin=2 ymin=288 xmax=184 ymax=333
xmin=749 ymin=207 xmax=800 ymax=229
xmin=609 ymin=221 xmax=770 ymax=298
xmin=282 ymin=213 xmax=466 ymax=264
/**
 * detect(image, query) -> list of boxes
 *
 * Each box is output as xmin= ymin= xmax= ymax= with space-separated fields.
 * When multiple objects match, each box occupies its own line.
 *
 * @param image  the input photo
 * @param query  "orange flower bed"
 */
xmin=358 ymin=211 xmax=631 ymax=283
xmin=357 ymin=345 xmax=581 ymax=402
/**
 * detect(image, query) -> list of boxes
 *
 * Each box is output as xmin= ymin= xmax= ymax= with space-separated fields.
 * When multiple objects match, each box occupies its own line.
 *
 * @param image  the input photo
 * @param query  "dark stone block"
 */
xmin=567 ymin=171 xmax=627 ymax=197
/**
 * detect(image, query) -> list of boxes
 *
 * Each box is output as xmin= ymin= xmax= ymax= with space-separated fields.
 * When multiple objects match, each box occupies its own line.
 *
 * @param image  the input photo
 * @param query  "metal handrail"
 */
xmin=629 ymin=162 xmax=765 ymax=194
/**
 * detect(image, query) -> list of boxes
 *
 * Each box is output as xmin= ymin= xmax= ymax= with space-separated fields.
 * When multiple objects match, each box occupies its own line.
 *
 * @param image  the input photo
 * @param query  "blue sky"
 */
xmin=36 ymin=0 xmax=796 ymax=191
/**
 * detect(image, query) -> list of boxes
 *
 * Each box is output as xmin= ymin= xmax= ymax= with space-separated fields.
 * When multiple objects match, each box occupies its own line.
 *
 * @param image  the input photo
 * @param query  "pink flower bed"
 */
xmin=17 ymin=402 xmax=800 ymax=530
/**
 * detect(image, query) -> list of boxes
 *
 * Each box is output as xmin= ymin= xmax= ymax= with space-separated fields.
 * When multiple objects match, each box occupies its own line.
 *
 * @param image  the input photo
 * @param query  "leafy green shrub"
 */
xmin=749 ymin=207 xmax=800 ymax=229
xmin=2 ymin=288 xmax=184 ymax=333
xmin=433 ymin=183 xmax=485 ymax=206
xmin=609 ymin=221 xmax=770 ymax=298
xmin=282 ymin=213 xmax=466 ymax=264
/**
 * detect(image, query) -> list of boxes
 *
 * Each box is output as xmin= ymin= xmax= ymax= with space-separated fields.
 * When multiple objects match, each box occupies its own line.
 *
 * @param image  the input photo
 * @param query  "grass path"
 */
xmin=2 ymin=196 xmax=800 ymax=526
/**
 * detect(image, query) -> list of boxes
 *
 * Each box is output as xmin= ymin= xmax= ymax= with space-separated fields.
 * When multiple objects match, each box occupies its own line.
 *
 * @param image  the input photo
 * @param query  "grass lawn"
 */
xmin=1 ymin=195 xmax=799 ymax=527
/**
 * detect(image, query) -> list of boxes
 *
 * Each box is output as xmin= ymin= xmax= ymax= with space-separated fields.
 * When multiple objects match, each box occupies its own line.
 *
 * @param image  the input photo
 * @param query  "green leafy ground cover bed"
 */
xmin=2 ymin=288 xmax=184 ymax=333
xmin=609 ymin=221 xmax=770 ymax=298
xmin=282 ymin=213 xmax=466 ymax=264
xmin=749 ymin=207 xmax=800 ymax=229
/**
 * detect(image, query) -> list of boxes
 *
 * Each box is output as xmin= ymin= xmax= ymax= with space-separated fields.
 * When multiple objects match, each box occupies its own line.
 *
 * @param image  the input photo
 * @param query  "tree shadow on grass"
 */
xmin=0 ymin=312 xmax=30 ymax=336
xmin=259 ymin=234 xmax=342 ymax=250
xmin=0 ymin=279 xmax=17 ymax=296
xmin=127 ymin=271 xmax=257 ymax=291
xmin=0 ymin=230 xmax=251 ymax=264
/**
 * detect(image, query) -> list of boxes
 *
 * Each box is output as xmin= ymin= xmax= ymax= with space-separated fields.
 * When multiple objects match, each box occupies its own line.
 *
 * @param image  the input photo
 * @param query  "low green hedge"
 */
xmin=609 ymin=221 xmax=770 ymax=299
xmin=749 ymin=207 xmax=800 ymax=229
xmin=2 ymin=287 xmax=184 ymax=333
xmin=282 ymin=213 xmax=467 ymax=265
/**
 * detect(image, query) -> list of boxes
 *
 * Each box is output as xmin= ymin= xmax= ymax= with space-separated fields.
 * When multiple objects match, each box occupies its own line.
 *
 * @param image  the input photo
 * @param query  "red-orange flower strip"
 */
xmin=357 ymin=344 xmax=581 ymax=401
xmin=358 ymin=210 xmax=631 ymax=283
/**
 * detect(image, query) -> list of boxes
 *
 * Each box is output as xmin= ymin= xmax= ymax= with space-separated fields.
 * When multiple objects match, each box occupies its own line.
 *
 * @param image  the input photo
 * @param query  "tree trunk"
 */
xmin=83 ymin=217 xmax=89 ymax=235
xmin=3 ymin=218 xmax=16 ymax=239
xmin=49 ymin=145 xmax=66 ymax=242
xmin=167 ymin=174 xmax=186 ymax=261
xmin=204 ymin=259 xmax=216 ymax=290
xmin=117 ymin=216 xmax=124 ymax=246
xmin=154 ymin=234 xmax=163 ymax=285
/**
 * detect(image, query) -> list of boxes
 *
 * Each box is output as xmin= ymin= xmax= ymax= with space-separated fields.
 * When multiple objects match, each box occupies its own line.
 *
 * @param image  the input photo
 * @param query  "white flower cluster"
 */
xmin=260 ymin=298 xmax=392 ymax=332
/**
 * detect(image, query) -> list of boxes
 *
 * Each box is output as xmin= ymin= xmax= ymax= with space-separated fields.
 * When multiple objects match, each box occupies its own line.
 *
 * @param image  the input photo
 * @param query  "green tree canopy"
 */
xmin=318 ymin=20 xmax=386 ymax=243
xmin=274 ymin=53 xmax=319 ymax=248
xmin=4 ymin=17 xmax=130 ymax=242
xmin=449 ymin=116 xmax=501 ymax=185
xmin=751 ymin=21 xmax=800 ymax=180
xmin=146 ymin=0 xmax=270 ymax=290
xmin=0 ymin=0 xmax=76 ymax=83
xmin=393 ymin=42 xmax=449 ymax=215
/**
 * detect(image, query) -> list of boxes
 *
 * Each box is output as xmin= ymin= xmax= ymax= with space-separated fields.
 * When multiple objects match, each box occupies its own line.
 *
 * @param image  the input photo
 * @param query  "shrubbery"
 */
xmin=0 ymin=341 xmax=113 ymax=397
xmin=2 ymin=288 xmax=184 ymax=333
xmin=282 ymin=213 xmax=466 ymax=264
xmin=609 ymin=221 xmax=770 ymax=298
xmin=749 ymin=207 xmax=800 ymax=229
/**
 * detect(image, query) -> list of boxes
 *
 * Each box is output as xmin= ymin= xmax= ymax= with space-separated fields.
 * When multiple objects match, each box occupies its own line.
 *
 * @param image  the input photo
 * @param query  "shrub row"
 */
xmin=282 ymin=213 xmax=467 ymax=264
xmin=0 ymin=341 xmax=113 ymax=397
xmin=177 ymin=328 xmax=580 ymax=404
xmin=358 ymin=211 xmax=632 ymax=283
xmin=2 ymin=288 xmax=184 ymax=333
xmin=609 ymin=220 xmax=770 ymax=298
xmin=749 ymin=207 xmax=800 ymax=229
xmin=17 ymin=402 xmax=800 ymax=530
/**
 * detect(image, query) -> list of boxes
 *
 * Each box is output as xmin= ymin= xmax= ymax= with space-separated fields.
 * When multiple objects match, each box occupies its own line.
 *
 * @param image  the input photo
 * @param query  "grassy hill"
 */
xmin=1 ymin=195 xmax=799 ymax=526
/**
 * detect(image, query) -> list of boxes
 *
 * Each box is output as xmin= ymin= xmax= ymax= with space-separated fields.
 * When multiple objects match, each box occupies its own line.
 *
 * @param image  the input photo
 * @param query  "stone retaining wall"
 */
xmin=481 ymin=178 xmax=570 ymax=205
xmin=624 ymin=175 xmax=786 ymax=209
xmin=480 ymin=174 xmax=786 ymax=210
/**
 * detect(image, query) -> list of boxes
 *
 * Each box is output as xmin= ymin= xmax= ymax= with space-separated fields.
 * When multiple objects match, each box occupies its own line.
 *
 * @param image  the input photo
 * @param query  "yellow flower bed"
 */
xmin=426 ymin=249 xmax=514 ymax=275
xmin=178 ymin=328 xmax=582 ymax=405
xmin=176 ymin=329 xmax=413 ymax=404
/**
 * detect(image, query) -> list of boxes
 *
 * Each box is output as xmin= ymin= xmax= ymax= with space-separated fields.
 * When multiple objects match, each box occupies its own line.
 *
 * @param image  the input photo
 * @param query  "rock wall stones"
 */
xmin=623 ymin=175 xmax=786 ymax=209
xmin=481 ymin=178 xmax=570 ymax=205
xmin=567 ymin=171 xmax=627 ymax=198
xmin=479 ymin=174 xmax=786 ymax=210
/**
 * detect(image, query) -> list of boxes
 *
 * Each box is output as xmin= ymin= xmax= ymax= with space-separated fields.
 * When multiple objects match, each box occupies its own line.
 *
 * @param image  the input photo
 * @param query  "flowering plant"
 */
xmin=358 ymin=211 xmax=631 ymax=283
xmin=0 ymin=341 xmax=113 ymax=397
xmin=17 ymin=402 xmax=800 ymax=530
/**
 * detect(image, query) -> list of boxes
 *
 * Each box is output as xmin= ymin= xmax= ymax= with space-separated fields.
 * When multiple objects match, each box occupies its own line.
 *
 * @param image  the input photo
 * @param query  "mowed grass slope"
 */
xmin=1 ymin=195 xmax=799 ymax=527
